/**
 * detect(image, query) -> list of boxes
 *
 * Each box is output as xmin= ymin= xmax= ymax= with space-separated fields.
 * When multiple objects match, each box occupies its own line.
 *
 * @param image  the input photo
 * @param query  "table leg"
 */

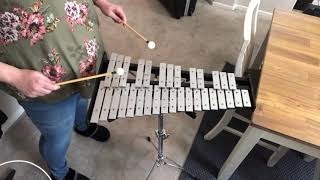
xmin=204 ymin=109 xmax=236 ymax=141
xmin=218 ymin=126 xmax=264 ymax=180
xmin=314 ymin=159 xmax=320 ymax=180
xmin=267 ymin=145 xmax=290 ymax=167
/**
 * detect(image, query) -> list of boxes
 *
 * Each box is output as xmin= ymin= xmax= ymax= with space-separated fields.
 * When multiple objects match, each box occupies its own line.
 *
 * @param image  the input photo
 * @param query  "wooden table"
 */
xmin=218 ymin=9 xmax=320 ymax=180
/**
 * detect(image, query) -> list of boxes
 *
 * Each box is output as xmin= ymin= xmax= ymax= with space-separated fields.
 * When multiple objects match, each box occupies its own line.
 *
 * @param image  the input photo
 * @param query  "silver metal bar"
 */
xmin=197 ymin=69 xmax=205 ymax=89
xmin=186 ymin=87 xmax=193 ymax=112
xmin=209 ymin=88 xmax=218 ymax=110
xmin=90 ymin=82 xmax=106 ymax=123
xmin=174 ymin=66 xmax=181 ymax=88
xmin=228 ymin=73 xmax=237 ymax=90
xmin=135 ymin=88 xmax=145 ymax=116
xmin=212 ymin=71 xmax=221 ymax=89
xmin=167 ymin=64 xmax=174 ymax=88
xmin=118 ymin=83 xmax=130 ymax=118
xmin=234 ymin=89 xmax=243 ymax=107
xmin=169 ymin=88 xmax=177 ymax=113
xmin=143 ymin=60 xmax=152 ymax=87
xmin=241 ymin=89 xmax=251 ymax=107
xmin=104 ymin=53 xmax=117 ymax=87
xmin=225 ymin=90 xmax=235 ymax=108
xmin=152 ymin=85 xmax=161 ymax=114
xmin=189 ymin=68 xmax=197 ymax=89
xmin=161 ymin=88 xmax=169 ymax=114
xmin=119 ymin=56 xmax=131 ymax=87
xmin=111 ymin=55 xmax=124 ymax=87
xmin=144 ymin=85 xmax=153 ymax=115
xmin=159 ymin=63 xmax=166 ymax=88
xmin=108 ymin=88 xmax=122 ymax=119
xmin=201 ymin=88 xmax=210 ymax=110
xmin=135 ymin=59 xmax=145 ymax=87
xmin=194 ymin=89 xmax=202 ymax=111
xmin=177 ymin=87 xmax=185 ymax=112
xmin=100 ymin=87 xmax=114 ymax=121
xmin=126 ymin=84 xmax=138 ymax=117
xmin=217 ymin=90 xmax=227 ymax=109
xmin=166 ymin=64 xmax=174 ymax=88
xmin=220 ymin=72 xmax=229 ymax=90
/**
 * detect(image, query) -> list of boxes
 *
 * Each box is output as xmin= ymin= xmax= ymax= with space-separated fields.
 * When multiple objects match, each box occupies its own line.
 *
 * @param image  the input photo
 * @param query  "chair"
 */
xmin=203 ymin=0 xmax=289 ymax=167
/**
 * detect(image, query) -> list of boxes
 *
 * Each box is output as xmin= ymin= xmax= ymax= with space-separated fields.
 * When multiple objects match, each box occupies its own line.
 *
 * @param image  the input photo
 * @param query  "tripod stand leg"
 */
xmin=146 ymin=160 xmax=157 ymax=180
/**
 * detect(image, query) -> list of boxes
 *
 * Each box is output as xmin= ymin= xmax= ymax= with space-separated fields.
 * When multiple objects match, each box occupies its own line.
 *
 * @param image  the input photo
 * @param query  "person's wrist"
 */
xmin=7 ymin=67 xmax=22 ymax=87
xmin=94 ymin=0 xmax=111 ymax=8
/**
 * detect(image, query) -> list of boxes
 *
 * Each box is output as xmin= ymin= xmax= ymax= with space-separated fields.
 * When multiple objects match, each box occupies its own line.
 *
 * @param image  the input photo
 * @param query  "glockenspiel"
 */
xmin=90 ymin=52 xmax=254 ymax=123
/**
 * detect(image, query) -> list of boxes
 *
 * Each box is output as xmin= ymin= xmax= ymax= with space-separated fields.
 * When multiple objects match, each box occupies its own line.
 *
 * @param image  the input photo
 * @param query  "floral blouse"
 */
xmin=0 ymin=0 xmax=105 ymax=103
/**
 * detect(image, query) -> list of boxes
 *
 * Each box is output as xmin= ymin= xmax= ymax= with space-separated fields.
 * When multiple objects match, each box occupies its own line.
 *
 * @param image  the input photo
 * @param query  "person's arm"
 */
xmin=93 ymin=0 xmax=127 ymax=24
xmin=0 ymin=62 xmax=59 ymax=98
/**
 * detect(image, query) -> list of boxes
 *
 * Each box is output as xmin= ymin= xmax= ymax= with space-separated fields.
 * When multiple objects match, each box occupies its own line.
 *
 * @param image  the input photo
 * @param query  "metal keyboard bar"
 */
xmin=108 ymin=88 xmax=122 ymax=119
xmin=174 ymin=66 xmax=181 ymax=88
xmin=169 ymin=88 xmax=177 ymax=113
xmin=152 ymin=85 xmax=161 ymax=114
xmin=143 ymin=60 xmax=152 ymax=87
xmin=119 ymin=56 xmax=131 ymax=87
xmin=177 ymin=87 xmax=185 ymax=112
xmin=228 ymin=73 xmax=237 ymax=90
xmin=111 ymin=55 xmax=124 ymax=87
xmin=90 ymin=82 xmax=106 ymax=123
xmin=189 ymin=68 xmax=197 ymax=89
xmin=126 ymin=84 xmax=138 ymax=117
xmin=220 ymin=72 xmax=229 ymax=90
xmin=144 ymin=86 xmax=153 ymax=115
xmin=197 ymin=69 xmax=205 ymax=89
xmin=118 ymin=84 xmax=130 ymax=118
xmin=225 ymin=90 xmax=235 ymax=108
xmin=209 ymin=88 xmax=218 ymax=110
xmin=201 ymin=88 xmax=210 ymax=110
xmin=135 ymin=88 xmax=145 ymax=116
xmin=135 ymin=59 xmax=145 ymax=87
xmin=212 ymin=71 xmax=221 ymax=89
xmin=234 ymin=89 xmax=243 ymax=107
xmin=167 ymin=64 xmax=174 ymax=88
xmin=217 ymin=90 xmax=227 ymax=109
xmin=100 ymin=87 xmax=114 ymax=121
xmin=161 ymin=88 xmax=169 ymax=113
xmin=159 ymin=63 xmax=166 ymax=88
xmin=104 ymin=53 xmax=117 ymax=87
xmin=186 ymin=87 xmax=193 ymax=112
xmin=194 ymin=89 xmax=202 ymax=111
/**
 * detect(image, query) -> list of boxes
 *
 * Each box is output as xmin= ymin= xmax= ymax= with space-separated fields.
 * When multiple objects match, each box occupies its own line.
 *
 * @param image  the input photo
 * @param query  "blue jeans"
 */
xmin=19 ymin=93 xmax=89 ymax=180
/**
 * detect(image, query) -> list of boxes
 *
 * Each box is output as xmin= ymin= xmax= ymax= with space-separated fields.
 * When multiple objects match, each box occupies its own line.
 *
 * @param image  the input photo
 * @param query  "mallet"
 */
xmin=124 ymin=23 xmax=156 ymax=49
xmin=56 ymin=68 xmax=125 ymax=86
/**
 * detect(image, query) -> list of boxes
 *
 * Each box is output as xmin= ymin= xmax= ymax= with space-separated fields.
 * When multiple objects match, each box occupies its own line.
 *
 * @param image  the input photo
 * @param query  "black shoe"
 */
xmin=74 ymin=124 xmax=110 ymax=142
xmin=51 ymin=168 xmax=90 ymax=180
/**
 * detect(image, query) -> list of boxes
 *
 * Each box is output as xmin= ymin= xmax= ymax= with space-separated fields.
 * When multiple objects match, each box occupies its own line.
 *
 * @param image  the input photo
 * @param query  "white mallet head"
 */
xmin=147 ymin=41 xmax=156 ymax=49
xmin=116 ymin=68 xmax=125 ymax=76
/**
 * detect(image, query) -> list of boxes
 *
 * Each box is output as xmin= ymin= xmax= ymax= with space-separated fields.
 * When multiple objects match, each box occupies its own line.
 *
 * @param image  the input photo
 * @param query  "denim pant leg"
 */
xmin=19 ymin=93 xmax=79 ymax=180
xmin=74 ymin=96 xmax=89 ymax=131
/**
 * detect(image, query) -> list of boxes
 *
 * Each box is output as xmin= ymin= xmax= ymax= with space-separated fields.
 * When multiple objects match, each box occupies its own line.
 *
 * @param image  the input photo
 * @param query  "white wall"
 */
xmin=0 ymin=90 xmax=24 ymax=133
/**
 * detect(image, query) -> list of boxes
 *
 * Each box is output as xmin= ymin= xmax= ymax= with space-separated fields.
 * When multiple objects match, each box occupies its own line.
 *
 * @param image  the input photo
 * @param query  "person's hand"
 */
xmin=97 ymin=1 xmax=127 ymax=24
xmin=11 ymin=69 xmax=60 ymax=98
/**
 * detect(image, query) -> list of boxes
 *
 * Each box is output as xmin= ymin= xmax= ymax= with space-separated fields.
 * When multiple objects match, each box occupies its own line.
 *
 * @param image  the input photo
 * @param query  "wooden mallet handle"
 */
xmin=56 ymin=72 xmax=113 ymax=86
xmin=124 ymin=23 xmax=148 ymax=42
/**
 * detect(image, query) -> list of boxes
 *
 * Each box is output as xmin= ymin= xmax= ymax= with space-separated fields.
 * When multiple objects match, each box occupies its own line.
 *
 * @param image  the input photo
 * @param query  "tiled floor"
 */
xmin=0 ymin=1 xmax=271 ymax=179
